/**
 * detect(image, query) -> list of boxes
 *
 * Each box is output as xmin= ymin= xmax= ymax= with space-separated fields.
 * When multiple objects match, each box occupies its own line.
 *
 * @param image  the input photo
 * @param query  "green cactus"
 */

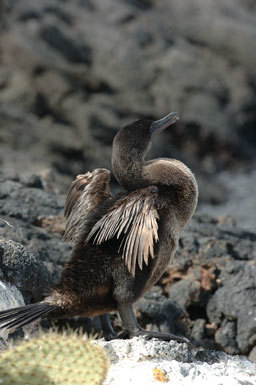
xmin=0 ymin=332 xmax=108 ymax=385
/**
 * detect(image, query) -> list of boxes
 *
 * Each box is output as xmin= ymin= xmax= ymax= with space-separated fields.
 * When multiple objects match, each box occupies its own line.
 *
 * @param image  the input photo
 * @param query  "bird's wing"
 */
xmin=63 ymin=168 xmax=112 ymax=245
xmin=86 ymin=186 xmax=160 ymax=277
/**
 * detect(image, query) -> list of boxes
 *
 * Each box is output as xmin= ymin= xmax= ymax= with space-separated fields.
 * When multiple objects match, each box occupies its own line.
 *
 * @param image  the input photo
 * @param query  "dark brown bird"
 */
xmin=0 ymin=113 xmax=198 ymax=343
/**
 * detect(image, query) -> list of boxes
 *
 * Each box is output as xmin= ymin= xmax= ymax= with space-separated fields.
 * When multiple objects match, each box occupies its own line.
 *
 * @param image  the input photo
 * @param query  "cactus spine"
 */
xmin=0 ymin=332 xmax=108 ymax=385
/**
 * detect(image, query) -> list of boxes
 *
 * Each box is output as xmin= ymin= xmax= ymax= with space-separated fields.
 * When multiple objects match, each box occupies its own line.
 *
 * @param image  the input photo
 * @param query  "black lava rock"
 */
xmin=0 ymin=176 xmax=62 ymax=224
xmin=207 ymin=261 xmax=256 ymax=354
xmin=0 ymin=173 xmax=255 ymax=359
xmin=0 ymin=240 xmax=51 ymax=300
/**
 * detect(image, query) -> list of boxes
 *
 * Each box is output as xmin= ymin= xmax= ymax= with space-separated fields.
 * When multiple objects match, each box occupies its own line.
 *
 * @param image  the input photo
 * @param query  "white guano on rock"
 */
xmin=95 ymin=337 xmax=256 ymax=385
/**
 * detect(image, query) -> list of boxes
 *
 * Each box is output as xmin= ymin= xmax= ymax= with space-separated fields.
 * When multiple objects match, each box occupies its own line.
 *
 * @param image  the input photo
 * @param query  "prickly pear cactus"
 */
xmin=0 ymin=332 xmax=108 ymax=385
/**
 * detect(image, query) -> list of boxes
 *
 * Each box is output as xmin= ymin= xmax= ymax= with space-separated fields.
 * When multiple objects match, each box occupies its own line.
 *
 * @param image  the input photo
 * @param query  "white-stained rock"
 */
xmin=0 ymin=280 xmax=24 ymax=340
xmin=95 ymin=337 xmax=256 ymax=385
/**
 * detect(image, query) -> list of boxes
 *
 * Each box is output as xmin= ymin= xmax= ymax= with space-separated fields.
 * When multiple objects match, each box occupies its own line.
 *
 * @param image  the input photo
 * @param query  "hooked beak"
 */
xmin=150 ymin=112 xmax=179 ymax=136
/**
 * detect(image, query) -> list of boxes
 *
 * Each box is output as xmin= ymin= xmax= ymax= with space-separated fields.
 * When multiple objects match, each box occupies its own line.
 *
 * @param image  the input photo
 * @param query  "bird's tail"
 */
xmin=0 ymin=303 xmax=59 ymax=331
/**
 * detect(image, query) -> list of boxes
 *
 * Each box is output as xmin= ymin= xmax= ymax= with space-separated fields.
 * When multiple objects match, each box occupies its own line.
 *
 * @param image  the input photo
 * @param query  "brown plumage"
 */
xmin=0 ymin=112 xmax=198 ymax=343
xmin=85 ymin=185 xmax=159 ymax=276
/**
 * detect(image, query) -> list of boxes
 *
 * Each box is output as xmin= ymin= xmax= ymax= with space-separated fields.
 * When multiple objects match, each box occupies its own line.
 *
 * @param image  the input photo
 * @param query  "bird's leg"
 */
xmin=117 ymin=303 xmax=192 ymax=346
xmin=100 ymin=314 xmax=118 ymax=341
xmin=116 ymin=303 xmax=142 ymax=339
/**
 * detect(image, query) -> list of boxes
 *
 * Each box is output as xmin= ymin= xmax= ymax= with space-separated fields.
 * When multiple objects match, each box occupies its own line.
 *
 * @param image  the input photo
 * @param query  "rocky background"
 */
xmin=0 ymin=0 xmax=255 ymax=364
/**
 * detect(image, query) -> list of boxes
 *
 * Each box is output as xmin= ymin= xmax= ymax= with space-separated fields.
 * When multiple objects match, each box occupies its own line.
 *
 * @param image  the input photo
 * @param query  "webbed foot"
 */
xmin=116 ymin=328 xmax=192 ymax=346
xmin=117 ymin=303 xmax=193 ymax=348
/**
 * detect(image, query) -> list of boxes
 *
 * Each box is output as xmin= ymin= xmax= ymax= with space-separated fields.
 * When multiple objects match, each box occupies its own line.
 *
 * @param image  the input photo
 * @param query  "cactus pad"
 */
xmin=0 ymin=332 xmax=108 ymax=385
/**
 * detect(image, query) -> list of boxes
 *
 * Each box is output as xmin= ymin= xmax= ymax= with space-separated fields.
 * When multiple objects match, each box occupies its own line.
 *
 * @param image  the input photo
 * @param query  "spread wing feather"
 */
xmin=86 ymin=186 xmax=159 ymax=276
xmin=63 ymin=169 xmax=112 ymax=245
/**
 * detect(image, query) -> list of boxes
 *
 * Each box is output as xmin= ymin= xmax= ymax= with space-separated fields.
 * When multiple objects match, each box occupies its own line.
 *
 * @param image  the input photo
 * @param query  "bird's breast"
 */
xmin=142 ymin=213 xmax=179 ymax=293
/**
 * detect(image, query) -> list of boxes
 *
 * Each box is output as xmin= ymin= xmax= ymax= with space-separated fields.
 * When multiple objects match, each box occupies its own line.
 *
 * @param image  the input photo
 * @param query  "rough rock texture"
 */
xmin=133 ymin=214 xmax=256 ymax=358
xmin=0 ymin=174 xmax=255 ymax=361
xmin=0 ymin=0 xmax=256 ymax=229
xmin=0 ymin=174 xmax=71 ymax=288
xmin=0 ymin=280 xmax=24 ymax=341
xmin=95 ymin=337 xmax=256 ymax=385
xmin=199 ymin=169 xmax=256 ymax=232
xmin=0 ymin=281 xmax=24 ymax=314
xmin=0 ymin=240 xmax=52 ymax=300
xmin=1 ymin=0 xmax=255 ymax=156
xmin=207 ymin=261 xmax=256 ymax=354
xmin=0 ymin=0 xmax=255 ymax=364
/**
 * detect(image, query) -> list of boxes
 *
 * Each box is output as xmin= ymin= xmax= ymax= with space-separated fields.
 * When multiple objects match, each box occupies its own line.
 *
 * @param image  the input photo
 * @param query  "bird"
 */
xmin=0 ymin=112 xmax=198 ymax=343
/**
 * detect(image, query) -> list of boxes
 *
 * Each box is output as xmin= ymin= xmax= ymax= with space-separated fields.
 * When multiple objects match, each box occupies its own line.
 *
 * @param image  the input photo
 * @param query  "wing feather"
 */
xmin=63 ymin=169 xmax=111 ymax=245
xmin=85 ymin=186 xmax=159 ymax=276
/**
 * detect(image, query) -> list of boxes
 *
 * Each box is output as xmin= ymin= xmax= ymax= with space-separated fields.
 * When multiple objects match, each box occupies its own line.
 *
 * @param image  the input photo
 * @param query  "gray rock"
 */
xmin=0 ymin=240 xmax=52 ymax=300
xmin=0 ymin=0 xmax=255 ymax=200
xmin=199 ymin=169 xmax=256 ymax=232
xmin=249 ymin=346 xmax=256 ymax=364
xmin=134 ymin=286 xmax=189 ymax=336
xmin=0 ymin=175 xmax=62 ymax=224
xmin=95 ymin=337 xmax=256 ymax=385
xmin=162 ymin=214 xmax=256 ymax=356
xmin=190 ymin=319 xmax=206 ymax=341
xmin=207 ymin=262 xmax=256 ymax=354
xmin=0 ymin=175 xmax=71 ymax=272
xmin=0 ymin=0 xmax=256 ymax=359
xmin=167 ymin=276 xmax=201 ymax=309
xmin=0 ymin=173 xmax=255 ymax=359
xmin=215 ymin=320 xmax=238 ymax=355
xmin=0 ymin=280 xmax=24 ymax=310
xmin=0 ymin=280 xmax=24 ymax=340
xmin=40 ymin=23 xmax=92 ymax=64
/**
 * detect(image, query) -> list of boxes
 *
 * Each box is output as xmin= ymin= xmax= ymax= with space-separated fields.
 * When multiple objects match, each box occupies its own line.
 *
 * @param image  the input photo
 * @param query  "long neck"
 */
xmin=142 ymin=158 xmax=198 ymax=224
xmin=112 ymin=144 xmax=146 ymax=191
xmin=113 ymin=146 xmax=198 ymax=215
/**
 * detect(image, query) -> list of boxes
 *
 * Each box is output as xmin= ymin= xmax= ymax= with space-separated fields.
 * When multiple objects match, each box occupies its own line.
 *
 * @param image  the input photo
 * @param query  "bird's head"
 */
xmin=112 ymin=112 xmax=179 ymax=190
